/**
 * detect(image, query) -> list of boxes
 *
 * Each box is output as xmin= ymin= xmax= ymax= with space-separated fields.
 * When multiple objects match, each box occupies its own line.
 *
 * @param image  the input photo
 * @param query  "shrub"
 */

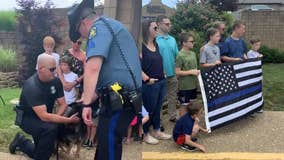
xmin=0 ymin=11 xmax=16 ymax=31
xmin=16 ymin=0 xmax=62 ymax=83
xmin=0 ymin=46 xmax=17 ymax=72
xmin=259 ymin=45 xmax=284 ymax=63
xmin=170 ymin=3 xmax=233 ymax=54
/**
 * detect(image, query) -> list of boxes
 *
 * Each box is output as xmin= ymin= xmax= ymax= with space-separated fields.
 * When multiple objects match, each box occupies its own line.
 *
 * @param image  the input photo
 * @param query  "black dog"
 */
xmin=57 ymin=102 xmax=86 ymax=159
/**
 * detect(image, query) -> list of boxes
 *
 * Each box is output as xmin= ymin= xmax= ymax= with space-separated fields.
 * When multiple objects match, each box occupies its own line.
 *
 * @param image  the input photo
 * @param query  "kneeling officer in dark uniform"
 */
xmin=9 ymin=54 xmax=80 ymax=160
xmin=68 ymin=0 xmax=142 ymax=159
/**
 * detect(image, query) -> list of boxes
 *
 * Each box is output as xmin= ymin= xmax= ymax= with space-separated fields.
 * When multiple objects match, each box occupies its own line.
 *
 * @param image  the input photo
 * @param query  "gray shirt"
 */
xmin=86 ymin=16 xmax=142 ymax=90
xmin=200 ymin=43 xmax=220 ymax=64
xmin=247 ymin=50 xmax=260 ymax=58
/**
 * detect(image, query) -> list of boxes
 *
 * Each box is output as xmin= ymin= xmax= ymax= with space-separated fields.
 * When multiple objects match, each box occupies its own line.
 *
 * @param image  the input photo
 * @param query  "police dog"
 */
xmin=57 ymin=102 xmax=85 ymax=159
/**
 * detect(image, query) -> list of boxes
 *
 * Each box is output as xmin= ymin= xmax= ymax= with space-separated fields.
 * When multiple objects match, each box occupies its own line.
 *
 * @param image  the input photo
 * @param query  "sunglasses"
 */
xmin=48 ymin=67 xmax=57 ymax=72
xmin=153 ymin=26 xmax=158 ymax=31
xmin=187 ymin=40 xmax=195 ymax=43
xmin=163 ymin=23 xmax=171 ymax=27
xmin=76 ymin=41 xmax=82 ymax=45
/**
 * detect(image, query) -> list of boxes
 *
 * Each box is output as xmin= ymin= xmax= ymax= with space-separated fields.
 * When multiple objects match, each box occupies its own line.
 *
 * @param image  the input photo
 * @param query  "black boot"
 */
xmin=9 ymin=132 xmax=25 ymax=154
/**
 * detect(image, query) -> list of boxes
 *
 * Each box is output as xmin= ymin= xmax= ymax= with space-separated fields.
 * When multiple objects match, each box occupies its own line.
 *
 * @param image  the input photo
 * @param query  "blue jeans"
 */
xmin=142 ymin=80 xmax=166 ymax=134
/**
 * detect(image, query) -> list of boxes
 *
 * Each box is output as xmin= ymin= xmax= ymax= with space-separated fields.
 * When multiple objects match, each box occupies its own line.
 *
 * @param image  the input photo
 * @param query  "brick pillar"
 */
xmin=104 ymin=0 xmax=141 ymax=45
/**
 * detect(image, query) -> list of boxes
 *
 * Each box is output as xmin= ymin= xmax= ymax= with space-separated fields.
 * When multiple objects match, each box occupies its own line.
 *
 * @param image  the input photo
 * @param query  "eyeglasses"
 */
xmin=77 ymin=41 xmax=82 ymax=45
xmin=48 ymin=67 xmax=57 ymax=72
xmin=153 ymin=26 xmax=158 ymax=31
xmin=187 ymin=40 xmax=195 ymax=43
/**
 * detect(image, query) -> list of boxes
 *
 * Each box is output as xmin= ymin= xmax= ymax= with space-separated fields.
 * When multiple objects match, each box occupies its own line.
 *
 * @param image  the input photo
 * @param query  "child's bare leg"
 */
xmin=87 ymin=126 xmax=91 ymax=140
xmin=138 ymin=124 xmax=143 ymax=137
xmin=125 ymin=125 xmax=132 ymax=144
xmin=89 ymin=125 xmax=96 ymax=143
xmin=179 ymin=105 xmax=187 ymax=118
xmin=192 ymin=123 xmax=200 ymax=138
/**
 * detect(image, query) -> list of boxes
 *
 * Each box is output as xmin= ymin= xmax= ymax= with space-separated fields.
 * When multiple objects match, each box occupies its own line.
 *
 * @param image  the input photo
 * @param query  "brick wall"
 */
xmin=0 ymin=31 xmax=16 ymax=49
xmin=241 ymin=10 xmax=284 ymax=50
xmin=0 ymin=3 xmax=138 ymax=52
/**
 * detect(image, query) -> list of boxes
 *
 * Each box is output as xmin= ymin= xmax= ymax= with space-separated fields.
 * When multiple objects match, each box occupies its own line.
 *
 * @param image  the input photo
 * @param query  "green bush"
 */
xmin=0 ymin=46 xmax=17 ymax=72
xmin=259 ymin=45 xmax=284 ymax=63
xmin=170 ymin=3 xmax=234 ymax=54
xmin=0 ymin=11 xmax=16 ymax=31
xmin=16 ymin=0 xmax=62 ymax=82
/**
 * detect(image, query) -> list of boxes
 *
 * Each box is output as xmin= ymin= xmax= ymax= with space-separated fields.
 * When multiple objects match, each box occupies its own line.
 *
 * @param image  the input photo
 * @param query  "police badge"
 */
xmin=89 ymin=27 xmax=96 ymax=39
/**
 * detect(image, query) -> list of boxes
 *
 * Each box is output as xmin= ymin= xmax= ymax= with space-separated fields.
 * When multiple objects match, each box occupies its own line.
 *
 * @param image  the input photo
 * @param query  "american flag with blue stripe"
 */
xmin=198 ymin=58 xmax=263 ymax=132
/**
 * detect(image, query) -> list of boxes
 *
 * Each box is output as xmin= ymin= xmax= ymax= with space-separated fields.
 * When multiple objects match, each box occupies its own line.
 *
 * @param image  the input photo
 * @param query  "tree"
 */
xmin=170 ymin=3 xmax=221 ymax=53
xmin=16 ymin=0 xmax=62 ymax=83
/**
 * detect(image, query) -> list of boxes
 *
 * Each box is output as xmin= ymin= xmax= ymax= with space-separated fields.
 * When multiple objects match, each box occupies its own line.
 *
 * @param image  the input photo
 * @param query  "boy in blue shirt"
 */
xmin=221 ymin=20 xmax=248 ymax=62
xmin=173 ymin=102 xmax=208 ymax=152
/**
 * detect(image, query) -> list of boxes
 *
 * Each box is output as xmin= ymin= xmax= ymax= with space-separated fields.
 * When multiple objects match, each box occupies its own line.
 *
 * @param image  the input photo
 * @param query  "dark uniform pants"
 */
xmin=19 ymin=116 xmax=58 ymax=160
xmin=95 ymin=106 xmax=135 ymax=160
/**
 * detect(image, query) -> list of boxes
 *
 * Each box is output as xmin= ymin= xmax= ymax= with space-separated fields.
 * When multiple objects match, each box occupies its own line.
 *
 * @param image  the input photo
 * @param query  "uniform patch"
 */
xmin=50 ymin=86 xmax=56 ymax=94
xmin=89 ymin=27 xmax=96 ymax=39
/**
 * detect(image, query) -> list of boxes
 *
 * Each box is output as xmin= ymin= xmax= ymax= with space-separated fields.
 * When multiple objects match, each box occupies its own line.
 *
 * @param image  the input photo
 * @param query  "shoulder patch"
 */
xmin=89 ymin=27 xmax=96 ymax=39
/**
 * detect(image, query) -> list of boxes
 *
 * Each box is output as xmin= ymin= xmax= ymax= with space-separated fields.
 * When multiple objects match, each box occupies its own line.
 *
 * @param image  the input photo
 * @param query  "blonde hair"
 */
xmin=43 ymin=36 xmax=55 ymax=46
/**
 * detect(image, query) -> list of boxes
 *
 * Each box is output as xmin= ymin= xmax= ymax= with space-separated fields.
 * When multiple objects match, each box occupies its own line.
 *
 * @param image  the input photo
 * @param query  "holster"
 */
xmin=122 ymin=90 xmax=142 ymax=115
xmin=14 ymin=105 xmax=24 ymax=126
xmin=100 ymin=88 xmax=124 ymax=113
xmin=98 ymin=85 xmax=142 ymax=115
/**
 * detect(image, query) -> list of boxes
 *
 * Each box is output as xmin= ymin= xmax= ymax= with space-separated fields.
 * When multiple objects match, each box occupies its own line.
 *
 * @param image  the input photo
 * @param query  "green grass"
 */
xmin=262 ymin=63 xmax=284 ymax=111
xmin=0 ymin=46 xmax=17 ymax=72
xmin=0 ymin=11 xmax=16 ymax=31
xmin=0 ymin=88 xmax=21 ymax=152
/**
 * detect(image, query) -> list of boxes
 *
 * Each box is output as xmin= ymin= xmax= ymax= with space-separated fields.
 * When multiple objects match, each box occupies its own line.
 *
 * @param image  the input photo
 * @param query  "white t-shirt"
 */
xmin=247 ymin=50 xmax=260 ymax=59
xmin=63 ymin=71 xmax=78 ymax=105
xmin=36 ymin=52 xmax=60 ymax=69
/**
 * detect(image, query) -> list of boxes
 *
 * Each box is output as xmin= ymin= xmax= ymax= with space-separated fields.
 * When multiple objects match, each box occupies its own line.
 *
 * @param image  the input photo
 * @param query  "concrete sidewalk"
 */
xmin=142 ymin=111 xmax=284 ymax=159
xmin=0 ymin=141 xmax=141 ymax=160
xmin=1 ymin=111 xmax=283 ymax=160
xmin=143 ymin=152 xmax=284 ymax=160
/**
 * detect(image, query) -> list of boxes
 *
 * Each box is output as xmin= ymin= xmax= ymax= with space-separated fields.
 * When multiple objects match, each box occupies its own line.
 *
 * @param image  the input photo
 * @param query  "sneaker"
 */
xmin=124 ymin=138 xmax=131 ymax=145
xmin=180 ymin=144 xmax=197 ymax=152
xmin=9 ymin=133 xmax=24 ymax=154
xmin=160 ymin=124 xmax=165 ymax=132
xmin=169 ymin=117 xmax=177 ymax=123
xmin=257 ymin=109 xmax=264 ymax=113
xmin=249 ymin=113 xmax=255 ymax=118
xmin=87 ymin=141 xmax=94 ymax=149
xmin=144 ymin=134 xmax=159 ymax=145
xmin=133 ymin=136 xmax=143 ymax=142
xmin=82 ymin=139 xmax=89 ymax=147
xmin=154 ymin=132 xmax=172 ymax=140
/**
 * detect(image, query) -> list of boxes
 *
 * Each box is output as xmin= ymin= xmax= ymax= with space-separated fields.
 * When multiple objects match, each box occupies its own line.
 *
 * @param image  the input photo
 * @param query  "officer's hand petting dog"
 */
xmin=69 ymin=112 xmax=80 ymax=123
